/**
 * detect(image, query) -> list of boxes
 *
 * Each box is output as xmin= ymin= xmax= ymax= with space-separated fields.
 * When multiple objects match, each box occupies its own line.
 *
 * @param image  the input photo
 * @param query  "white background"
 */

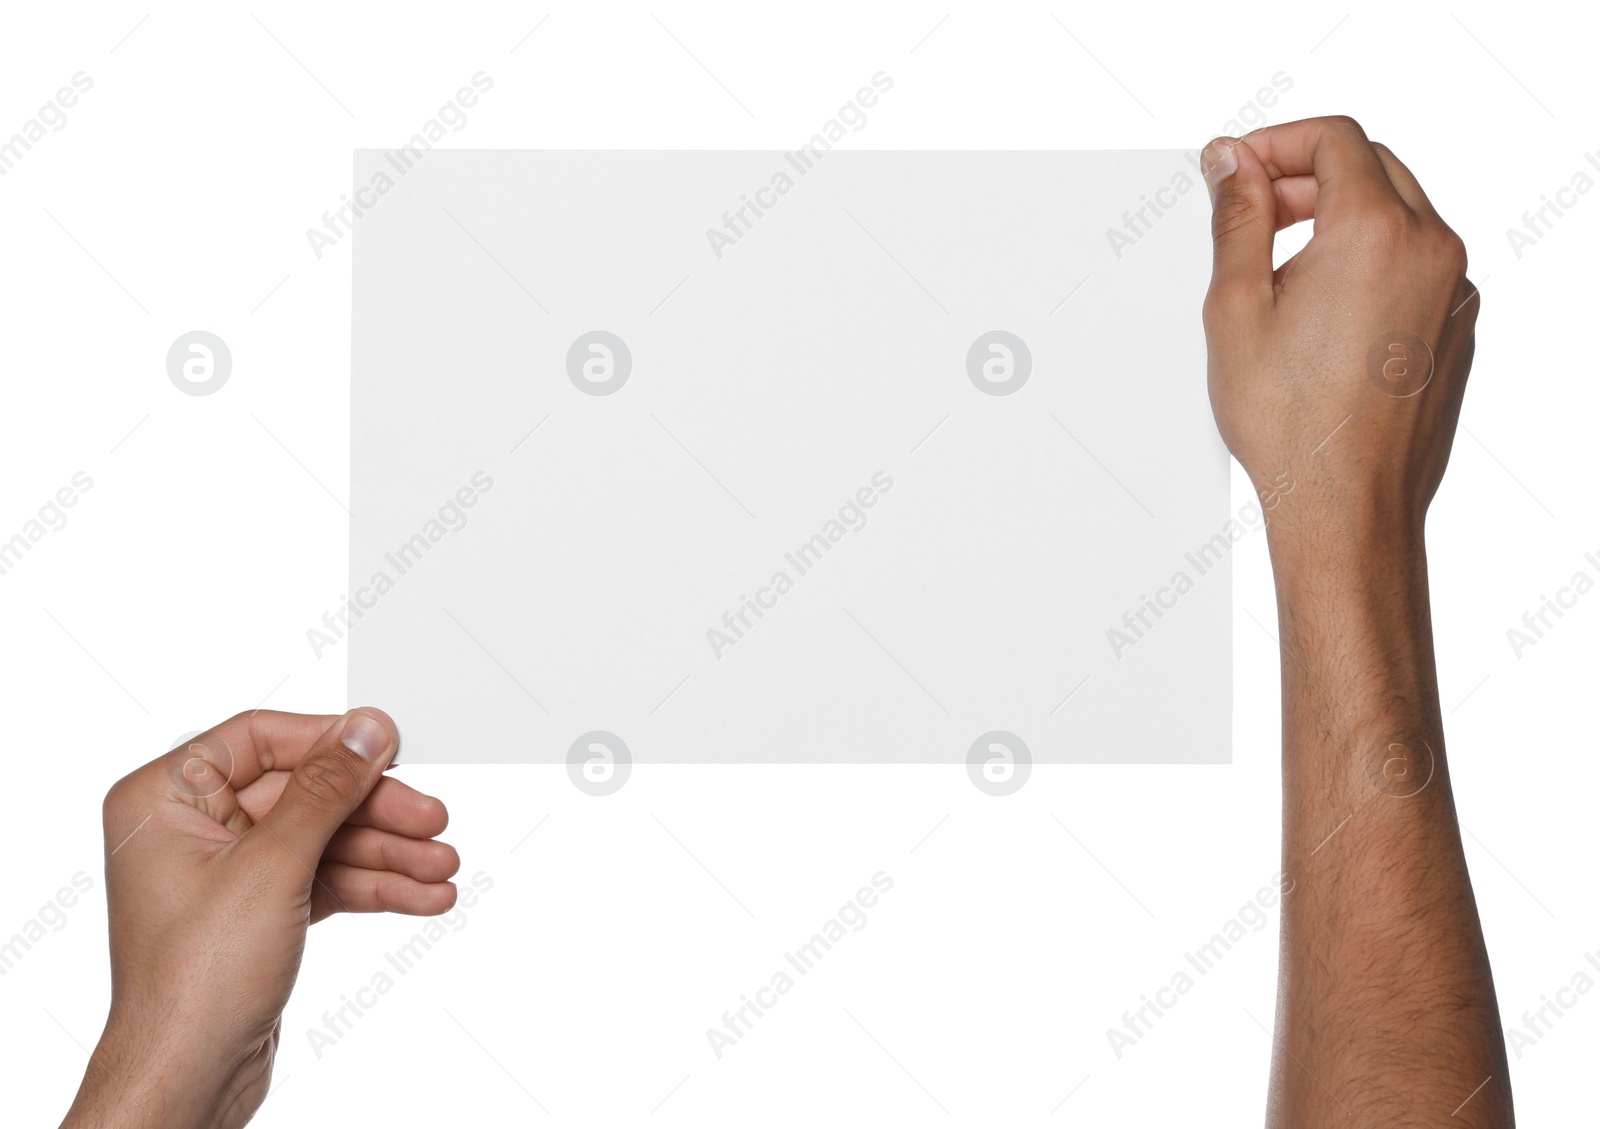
xmin=1 ymin=1 xmax=1595 ymax=1125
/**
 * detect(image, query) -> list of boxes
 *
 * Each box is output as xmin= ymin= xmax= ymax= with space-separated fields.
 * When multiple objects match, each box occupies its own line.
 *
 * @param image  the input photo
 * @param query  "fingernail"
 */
xmin=1202 ymin=138 xmax=1238 ymax=192
xmin=341 ymin=711 xmax=390 ymax=762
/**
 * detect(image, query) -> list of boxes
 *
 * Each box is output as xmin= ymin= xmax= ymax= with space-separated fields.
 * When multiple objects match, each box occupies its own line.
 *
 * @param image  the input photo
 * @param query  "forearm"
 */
xmin=1267 ymin=523 xmax=1511 ymax=1125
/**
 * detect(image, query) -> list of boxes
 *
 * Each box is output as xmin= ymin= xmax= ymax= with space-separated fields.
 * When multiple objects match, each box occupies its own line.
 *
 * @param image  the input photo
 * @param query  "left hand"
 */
xmin=63 ymin=708 xmax=458 ymax=1129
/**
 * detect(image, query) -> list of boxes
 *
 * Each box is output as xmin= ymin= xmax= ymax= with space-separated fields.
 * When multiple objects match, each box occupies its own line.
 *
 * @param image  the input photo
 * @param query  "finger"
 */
xmin=158 ymin=711 xmax=341 ymax=807
xmin=309 ymin=865 xmax=457 ymax=923
xmin=324 ymin=825 xmax=461 ymax=883
xmin=1238 ymin=116 xmax=1404 ymax=221
xmin=348 ymin=778 xmax=450 ymax=838
xmin=236 ymin=773 xmax=449 ymax=839
xmin=1203 ymin=135 xmax=1277 ymax=314
xmin=249 ymin=708 xmax=398 ymax=875
xmin=1271 ymin=175 xmax=1318 ymax=231
xmin=1370 ymin=142 xmax=1438 ymax=218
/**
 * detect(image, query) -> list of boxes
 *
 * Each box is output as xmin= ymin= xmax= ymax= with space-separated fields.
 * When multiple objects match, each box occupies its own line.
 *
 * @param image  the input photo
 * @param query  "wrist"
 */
xmin=1267 ymin=517 xmax=1443 ymax=739
xmin=1265 ymin=512 xmax=1428 ymax=601
xmin=61 ymin=1017 xmax=240 ymax=1129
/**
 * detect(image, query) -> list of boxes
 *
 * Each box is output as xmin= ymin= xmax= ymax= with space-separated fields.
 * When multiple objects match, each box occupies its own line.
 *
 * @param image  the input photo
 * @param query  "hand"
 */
xmin=1201 ymin=115 xmax=1478 ymax=559
xmin=62 ymin=709 xmax=459 ymax=1129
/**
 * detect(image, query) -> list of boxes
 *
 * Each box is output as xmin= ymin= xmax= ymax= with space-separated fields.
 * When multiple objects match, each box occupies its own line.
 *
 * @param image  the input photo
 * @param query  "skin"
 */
xmin=60 ymin=708 xmax=457 ymax=1129
xmin=1201 ymin=116 xmax=1512 ymax=1125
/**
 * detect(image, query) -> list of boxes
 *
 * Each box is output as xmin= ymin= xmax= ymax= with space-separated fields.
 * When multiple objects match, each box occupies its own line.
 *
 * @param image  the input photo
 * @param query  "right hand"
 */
xmin=1200 ymin=116 xmax=1478 ymax=555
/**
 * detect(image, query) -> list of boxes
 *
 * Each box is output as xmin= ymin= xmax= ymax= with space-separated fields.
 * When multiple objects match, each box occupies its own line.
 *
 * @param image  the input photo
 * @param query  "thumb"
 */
xmin=252 ymin=708 xmax=397 ymax=875
xmin=1202 ymin=135 xmax=1276 ymax=311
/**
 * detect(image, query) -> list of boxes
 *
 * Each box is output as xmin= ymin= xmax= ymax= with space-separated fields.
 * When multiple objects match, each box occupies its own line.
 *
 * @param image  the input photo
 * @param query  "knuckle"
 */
xmin=1201 ymin=285 xmax=1233 ymax=326
xmin=1458 ymin=277 xmax=1483 ymax=322
xmin=296 ymin=751 xmax=363 ymax=807
xmin=1210 ymin=190 xmax=1264 ymax=245
xmin=216 ymin=712 xmax=256 ymax=744
xmin=1202 ymin=281 xmax=1255 ymax=330
xmin=1350 ymin=203 xmax=1415 ymax=254
xmin=1433 ymin=226 xmax=1469 ymax=274
xmin=102 ymin=773 xmax=138 ymax=822
xmin=1323 ymin=114 xmax=1367 ymax=141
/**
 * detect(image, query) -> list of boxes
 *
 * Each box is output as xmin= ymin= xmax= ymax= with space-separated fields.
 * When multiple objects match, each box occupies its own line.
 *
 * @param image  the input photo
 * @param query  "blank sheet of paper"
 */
xmin=348 ymin=150 xmax=1232 ymax=765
